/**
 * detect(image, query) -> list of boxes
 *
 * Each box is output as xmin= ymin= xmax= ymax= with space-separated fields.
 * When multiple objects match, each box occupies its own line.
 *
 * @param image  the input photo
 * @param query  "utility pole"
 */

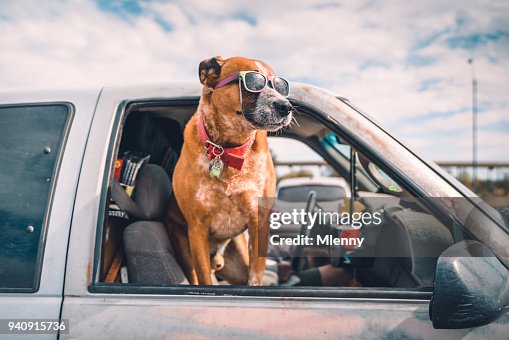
xmin=468 ymin=58 xmax=478 ymax=192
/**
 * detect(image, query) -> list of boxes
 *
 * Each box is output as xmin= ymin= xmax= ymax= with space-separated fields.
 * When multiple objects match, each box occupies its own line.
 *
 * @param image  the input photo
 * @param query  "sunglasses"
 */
xmin=214 ymin=71 xmax=290 ymax=97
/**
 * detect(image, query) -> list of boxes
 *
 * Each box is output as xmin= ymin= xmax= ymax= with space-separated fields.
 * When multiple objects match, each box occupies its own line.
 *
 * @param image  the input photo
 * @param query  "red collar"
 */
xmin=199 ymin=116 xmax=255 ymax=170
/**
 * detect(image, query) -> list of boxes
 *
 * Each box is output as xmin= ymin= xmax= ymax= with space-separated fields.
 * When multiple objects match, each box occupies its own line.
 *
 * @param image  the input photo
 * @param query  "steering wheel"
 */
xmin=292 ymin=190 xmax=317 ymax=274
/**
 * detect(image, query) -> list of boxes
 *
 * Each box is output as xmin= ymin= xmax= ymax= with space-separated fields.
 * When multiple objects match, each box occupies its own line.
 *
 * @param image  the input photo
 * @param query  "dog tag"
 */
xmin=209 ymin=157 xmax=224 ymax=178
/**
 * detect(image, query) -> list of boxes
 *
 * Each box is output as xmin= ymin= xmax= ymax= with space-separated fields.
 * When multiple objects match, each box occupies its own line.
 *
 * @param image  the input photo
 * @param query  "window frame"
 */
xmin=0 ymin=102 xmax=74 ymax=293
xmin=89 ymin=97 xmax=451 ymax=301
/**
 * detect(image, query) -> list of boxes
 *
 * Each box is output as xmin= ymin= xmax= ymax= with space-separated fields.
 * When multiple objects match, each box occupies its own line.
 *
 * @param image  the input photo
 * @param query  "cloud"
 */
xmin=0 ymin=0 xmax=508 ymax=162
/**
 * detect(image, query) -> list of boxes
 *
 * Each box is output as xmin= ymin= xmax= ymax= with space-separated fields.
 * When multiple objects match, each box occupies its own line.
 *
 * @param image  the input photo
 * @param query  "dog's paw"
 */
xmin=211 ymin=253 xmax=225 ymax=272
xmin=247 ymin=277 xmax=262 ymax=286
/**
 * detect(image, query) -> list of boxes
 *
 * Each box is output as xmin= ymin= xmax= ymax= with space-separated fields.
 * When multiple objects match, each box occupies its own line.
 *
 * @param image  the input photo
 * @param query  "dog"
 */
xmin=165 ymin=56 xmax=293 ymax=285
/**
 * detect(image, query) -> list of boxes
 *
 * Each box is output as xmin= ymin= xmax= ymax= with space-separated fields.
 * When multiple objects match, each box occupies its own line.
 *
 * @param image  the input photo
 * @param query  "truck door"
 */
xmin=0 ymin=91 xmax=99 ymax=339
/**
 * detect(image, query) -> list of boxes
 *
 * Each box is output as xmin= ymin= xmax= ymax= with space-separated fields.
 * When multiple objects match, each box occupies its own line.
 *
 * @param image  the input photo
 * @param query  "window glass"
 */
xmin=0 ymin=104 xmax=70 ymax=290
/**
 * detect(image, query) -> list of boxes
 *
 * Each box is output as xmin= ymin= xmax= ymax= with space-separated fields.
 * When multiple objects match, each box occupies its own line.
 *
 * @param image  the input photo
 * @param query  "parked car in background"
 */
xmin=274 ymin=176 xmax=350 ymax=236
xmin=277 ymin=176 xmax=351 ymax=203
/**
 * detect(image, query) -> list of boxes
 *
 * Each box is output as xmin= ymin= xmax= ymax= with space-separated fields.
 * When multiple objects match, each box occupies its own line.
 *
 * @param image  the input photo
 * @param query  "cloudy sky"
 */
xmin=1 ymin=0 xmax=508 ymax=162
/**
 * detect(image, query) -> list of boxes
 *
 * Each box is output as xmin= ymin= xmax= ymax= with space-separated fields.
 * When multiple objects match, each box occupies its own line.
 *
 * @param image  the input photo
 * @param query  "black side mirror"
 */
xmin=430 ymin=240 xmax=509 ymax=329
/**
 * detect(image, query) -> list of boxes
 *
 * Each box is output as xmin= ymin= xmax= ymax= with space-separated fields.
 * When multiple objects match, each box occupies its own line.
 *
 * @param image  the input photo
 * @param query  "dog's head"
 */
xmin=199 ymin=56 xmax=293 ymax=132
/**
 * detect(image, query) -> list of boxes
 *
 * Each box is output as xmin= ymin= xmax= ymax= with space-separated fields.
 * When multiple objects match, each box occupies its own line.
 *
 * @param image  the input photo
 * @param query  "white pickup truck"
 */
xmin=1 ymin=83 xmax=508 ymax=339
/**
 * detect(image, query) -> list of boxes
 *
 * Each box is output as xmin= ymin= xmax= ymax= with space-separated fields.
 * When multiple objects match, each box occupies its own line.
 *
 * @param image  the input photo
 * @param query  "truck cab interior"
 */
xmin=98 ymin=100 xmax=465 ymax=290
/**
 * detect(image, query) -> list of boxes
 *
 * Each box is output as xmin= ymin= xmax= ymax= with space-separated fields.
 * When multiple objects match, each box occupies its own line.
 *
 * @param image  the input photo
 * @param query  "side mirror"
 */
xmin=430 ymin=240 xmax=509 ymax=329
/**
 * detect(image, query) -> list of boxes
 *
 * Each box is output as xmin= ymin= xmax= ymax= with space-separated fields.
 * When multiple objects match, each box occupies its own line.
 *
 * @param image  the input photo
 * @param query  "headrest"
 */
xmin=111 ymin=164 xmax=172 ymax=220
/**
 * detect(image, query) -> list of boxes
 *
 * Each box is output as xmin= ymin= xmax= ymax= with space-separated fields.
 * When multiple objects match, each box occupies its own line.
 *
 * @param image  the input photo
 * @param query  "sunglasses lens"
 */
xmin=272 ymin=77 xmax=290 ymax=97
xmin=244 ymin=72 xmax=266 ymax=92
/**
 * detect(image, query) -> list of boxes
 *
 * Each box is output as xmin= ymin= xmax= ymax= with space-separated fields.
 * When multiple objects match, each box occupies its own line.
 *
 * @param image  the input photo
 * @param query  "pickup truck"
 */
xmin=1 ymin=82 xmax=508 ymax=339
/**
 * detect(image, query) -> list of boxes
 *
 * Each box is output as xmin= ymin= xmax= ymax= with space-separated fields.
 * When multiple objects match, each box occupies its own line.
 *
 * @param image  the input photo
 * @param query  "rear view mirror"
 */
xmin=430 ymin=240 xmax=509 ymax=329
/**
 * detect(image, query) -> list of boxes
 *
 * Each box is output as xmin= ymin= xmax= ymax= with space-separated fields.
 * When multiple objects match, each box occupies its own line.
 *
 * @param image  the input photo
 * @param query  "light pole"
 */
xmin=468 ymin=58 xmax=478 ymax=192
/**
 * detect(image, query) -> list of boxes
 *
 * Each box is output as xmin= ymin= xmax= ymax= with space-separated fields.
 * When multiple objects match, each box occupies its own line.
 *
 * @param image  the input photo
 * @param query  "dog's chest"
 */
xmin=209 ymin=206 xmax=249 ymax=240
xmin=193 ymin=178 xmax=260 ymax=241
xmin=190 ymin=151 xmax=266 ymax=240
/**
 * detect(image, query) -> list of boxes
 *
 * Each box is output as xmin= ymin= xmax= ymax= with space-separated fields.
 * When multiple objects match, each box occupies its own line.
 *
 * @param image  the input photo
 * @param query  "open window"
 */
xmin=267 ymin=129 xmax=467 ymax=289
xmin=98 ymin=102 xmax=190 ymax=284
xmin=94 ymin=99 xmax=471 ymax=296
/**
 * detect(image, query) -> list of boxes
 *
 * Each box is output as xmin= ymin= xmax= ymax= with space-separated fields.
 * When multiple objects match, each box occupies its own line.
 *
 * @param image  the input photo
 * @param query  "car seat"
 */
xmin=111 ymin=163 xmax=188 ymax=285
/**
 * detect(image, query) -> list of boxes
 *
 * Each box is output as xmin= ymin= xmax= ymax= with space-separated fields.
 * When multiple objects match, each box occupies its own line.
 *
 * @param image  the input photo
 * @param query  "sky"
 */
xmin=1 ymin=0 xmax=508 ymax=163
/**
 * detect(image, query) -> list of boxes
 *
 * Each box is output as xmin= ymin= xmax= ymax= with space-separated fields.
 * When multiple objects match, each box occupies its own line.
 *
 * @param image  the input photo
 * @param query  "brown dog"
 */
xmin=165 ymin=56 xmax=293 ymax=285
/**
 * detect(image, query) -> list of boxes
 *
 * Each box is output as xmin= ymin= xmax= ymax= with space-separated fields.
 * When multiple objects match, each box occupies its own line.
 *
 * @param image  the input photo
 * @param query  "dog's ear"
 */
xmin=199 ymin=56 xmax=225 ymax=88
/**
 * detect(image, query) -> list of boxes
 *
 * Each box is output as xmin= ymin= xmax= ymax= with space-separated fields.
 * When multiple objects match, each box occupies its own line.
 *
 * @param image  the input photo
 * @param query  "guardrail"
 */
xmin=274 ymin=161 xmax=509 ymax=181
xmin=433 ymin=162 xmax=509 ymax=182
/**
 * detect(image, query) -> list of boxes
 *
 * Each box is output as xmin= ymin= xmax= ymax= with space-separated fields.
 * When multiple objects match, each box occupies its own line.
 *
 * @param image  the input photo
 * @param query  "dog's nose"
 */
xmin=273 ymin=100 xmax=292 ymax=117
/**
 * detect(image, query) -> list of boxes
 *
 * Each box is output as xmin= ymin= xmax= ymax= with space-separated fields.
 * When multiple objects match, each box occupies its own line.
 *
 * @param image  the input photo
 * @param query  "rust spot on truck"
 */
xmin=86 ymin=256 xmax=93 ymax=284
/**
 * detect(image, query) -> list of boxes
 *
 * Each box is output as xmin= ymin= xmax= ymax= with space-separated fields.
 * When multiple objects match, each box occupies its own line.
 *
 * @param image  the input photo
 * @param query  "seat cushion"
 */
xmin=124 ymin=221 xmax=188 ymax=285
